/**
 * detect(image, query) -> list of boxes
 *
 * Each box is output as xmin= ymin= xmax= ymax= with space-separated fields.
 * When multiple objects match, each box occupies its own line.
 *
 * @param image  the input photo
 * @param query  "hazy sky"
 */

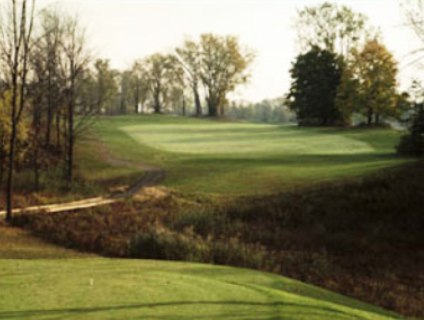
xmin=38 ymin=0 xmax=422 ymax=102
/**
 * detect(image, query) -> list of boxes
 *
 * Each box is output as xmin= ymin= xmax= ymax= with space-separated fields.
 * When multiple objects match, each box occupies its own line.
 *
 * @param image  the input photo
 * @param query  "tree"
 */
xmin=341 ymin=40 xmax=398 ymax=125
xmin=199 ymin=34 xmax=254 ymax=117
xmin=130 ymin=60 xmax=149 ymax=114
xmin=397 ymin=102 xmax=424 ymax=156
xmin=0 ymin=0 xmax=36 ymax=221
xmin=0 ymin=90 xmax=29 ymax=188
xmin=295 ymin=2 xmax=371 ymax=57
xmin=93 ymin=59 xmax=118 ymax=114
xmin=167 ymin=55 xmax=188 ymax=115
xmin=143 ymin=53 xmax=175 ymax=114
xmin=335 ymin=63 xmax=361 ymax=123
xmin=287 ymin=47 xmax=342 ymax=126
xmin=60 ymin=14 xmax=90 ymax=185
xmin=176 ymin=39 xmax=203 ymax=116
xmin=36 ymin=7 xmax=63 ymax=148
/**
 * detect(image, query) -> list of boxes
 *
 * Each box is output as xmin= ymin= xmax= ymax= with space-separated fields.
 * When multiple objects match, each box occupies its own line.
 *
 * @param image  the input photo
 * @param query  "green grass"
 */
xmin=81 ymin=115 xmax=408 ymax=195
xmin=0 ymin=258 xmax=402 ymax=319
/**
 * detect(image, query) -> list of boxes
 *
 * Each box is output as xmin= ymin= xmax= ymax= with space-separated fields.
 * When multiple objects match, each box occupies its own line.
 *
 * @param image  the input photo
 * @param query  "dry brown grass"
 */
xmin=0 ymin=222 xmax=94 ymax=259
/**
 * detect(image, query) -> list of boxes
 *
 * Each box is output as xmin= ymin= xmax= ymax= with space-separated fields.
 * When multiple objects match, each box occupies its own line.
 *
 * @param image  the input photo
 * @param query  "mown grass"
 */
xmin=0 ymin=258 xmax=402 ymax=320
xmin=82 ymin=115 xmax=408 ymax=195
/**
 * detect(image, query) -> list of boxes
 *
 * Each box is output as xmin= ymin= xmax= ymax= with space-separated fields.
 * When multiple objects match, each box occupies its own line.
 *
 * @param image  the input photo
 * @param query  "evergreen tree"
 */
xmin=287 ymin=47 xmax=342 ymax=126
xmin=397 ymin=103 xmax=424 ymax=156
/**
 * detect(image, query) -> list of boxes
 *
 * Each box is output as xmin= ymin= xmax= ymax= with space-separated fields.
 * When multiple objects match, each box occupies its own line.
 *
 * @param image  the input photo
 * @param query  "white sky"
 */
xmin=37 ymin=0 xmax=422 ymax=102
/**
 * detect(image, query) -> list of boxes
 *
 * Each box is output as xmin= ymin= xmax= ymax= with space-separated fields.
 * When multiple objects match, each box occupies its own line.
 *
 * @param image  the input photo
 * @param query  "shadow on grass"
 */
xmin=178 ymin=153 xmax=399 ymax=166
xmin=0 ymin=300 xmax=373 ymax=320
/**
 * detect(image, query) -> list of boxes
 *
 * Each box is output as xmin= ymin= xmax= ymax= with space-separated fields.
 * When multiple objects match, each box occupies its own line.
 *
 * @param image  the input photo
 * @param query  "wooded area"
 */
xmin=0 ymin=1 xmax=255 ymax=220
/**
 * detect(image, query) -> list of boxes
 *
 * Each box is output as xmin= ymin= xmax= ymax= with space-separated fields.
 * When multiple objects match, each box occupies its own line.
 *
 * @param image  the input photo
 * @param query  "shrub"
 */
xmin=397 ymin=133 xmax=424 ymax=156
xmin=129 ymin=225 xmax=210 ymax=262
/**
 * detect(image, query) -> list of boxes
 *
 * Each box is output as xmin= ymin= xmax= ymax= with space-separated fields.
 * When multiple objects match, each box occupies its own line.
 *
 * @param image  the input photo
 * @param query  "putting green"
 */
xmin=122 ymin=123 xmax=374 ymax=155
xmin=85 ymin=115 xmax=407 ymax=195
xmin=0 ymin=258 xmax=402 ymax=319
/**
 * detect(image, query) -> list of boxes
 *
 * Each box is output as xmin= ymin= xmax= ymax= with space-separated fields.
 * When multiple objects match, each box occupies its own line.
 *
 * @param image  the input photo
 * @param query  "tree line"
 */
xmin=0 ymin=2 xmax=93 ymax=221
xmin=287 ymin=2 xmax=405 ymax=127
xmin=90 ymin=35 xmax=254 ymax=117
xmin=286 ymin=1 xmax=424 ymax=155
xmin=0 ymin=0 xmax=255 ymax=220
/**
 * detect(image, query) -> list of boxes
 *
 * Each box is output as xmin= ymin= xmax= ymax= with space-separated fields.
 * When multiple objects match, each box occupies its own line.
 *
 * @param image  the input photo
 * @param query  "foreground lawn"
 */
xmin=82 ymin=115 xmax=408 ymax=195
xmin=0 ymin=258 xmax=402 ymax=320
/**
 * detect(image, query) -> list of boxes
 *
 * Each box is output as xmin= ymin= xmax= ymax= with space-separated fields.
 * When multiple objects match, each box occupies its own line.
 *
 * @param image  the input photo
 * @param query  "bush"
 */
xmin=129 ymin=225 xmax=210 ymax=262
xmin=397 ymin=133 xmax=424 ymax=156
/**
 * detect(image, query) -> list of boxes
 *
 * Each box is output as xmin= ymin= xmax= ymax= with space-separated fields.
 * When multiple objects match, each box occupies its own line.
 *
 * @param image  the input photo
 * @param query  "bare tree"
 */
xmin=59 ymin=14 xmax=90 ymax=186
xmin=0 ymin=0 xmax=36 ymax=221
xmin=402 ymin=0 xmax=424 ymax=67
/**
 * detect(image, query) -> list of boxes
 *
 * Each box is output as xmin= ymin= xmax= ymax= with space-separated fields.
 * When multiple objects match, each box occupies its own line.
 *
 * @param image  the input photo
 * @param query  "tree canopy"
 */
xmin=198 ymin=34 xmax=254 ymax=117
xmin=338 ymin=39 xmax=398 ymax=125
xmin=295 ymin=2 xmax=371 ymax=56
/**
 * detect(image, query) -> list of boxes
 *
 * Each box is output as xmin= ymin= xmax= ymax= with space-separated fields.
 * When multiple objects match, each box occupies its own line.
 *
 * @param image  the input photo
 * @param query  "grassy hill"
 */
xmin=1 ymin=115 xmax=416 ymax=319
xmin=0 ymin=227 xmax=402 ymax=320
xmin=0 ymin=259 xmax=404 ymax=320
xmin=80 ymin=115 xmax=408 ymax=195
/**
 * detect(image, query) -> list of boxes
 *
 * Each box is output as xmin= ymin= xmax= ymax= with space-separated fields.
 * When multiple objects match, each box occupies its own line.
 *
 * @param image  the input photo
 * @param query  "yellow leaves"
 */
xmin=0 ymin=89 xmax=29 ymax=157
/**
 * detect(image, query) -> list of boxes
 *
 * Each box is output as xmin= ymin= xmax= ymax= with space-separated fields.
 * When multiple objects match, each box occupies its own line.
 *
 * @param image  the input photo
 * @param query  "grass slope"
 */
xmin=0 ymin=258 xmax=402 ymax=320
xmin=82 ymin=115 xmax=408 ymax=195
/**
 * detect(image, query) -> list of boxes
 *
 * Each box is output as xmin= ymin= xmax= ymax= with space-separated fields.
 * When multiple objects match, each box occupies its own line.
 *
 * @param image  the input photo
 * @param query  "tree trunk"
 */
xmin=0 ymin=142 xmax=4 ymax=187
xmin=207 ymin=93 xmax=219 ymax=117
xmin=153 ymin=90 xmax=161 ymax=114
xmin=193 ymin=83 xmax=202 ymax=116
xmin=32 ymin=96 xmax=42 ymax=192
xmin=67 ymin=79 xmax=75 ymax=186
xmin=375 ymin=113 xmax=380 ymax=126
xmin=45 ymin=70 xmax=53 ymax=146
xmin=207 ymin=99 xmax=216 ymax=116
xmin=55 ymin=110 xmax=61 ymax=150
xmin=32 ymin=143 xmax=40 ymax=192
xmin=367 ymin=108 xmax=373 ymax=126
xmin=134 ymin=85 xmax=140 ymax=114
xmin=6 ymin=117 xmax=17 ymax=222
xmin=182 ymin=95 xmax=186 ymax=116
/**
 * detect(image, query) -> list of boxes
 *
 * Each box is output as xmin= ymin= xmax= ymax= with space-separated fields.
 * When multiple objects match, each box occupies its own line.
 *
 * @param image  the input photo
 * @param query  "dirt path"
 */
xmin=0 ymin=143 xmax=166 ymax=218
